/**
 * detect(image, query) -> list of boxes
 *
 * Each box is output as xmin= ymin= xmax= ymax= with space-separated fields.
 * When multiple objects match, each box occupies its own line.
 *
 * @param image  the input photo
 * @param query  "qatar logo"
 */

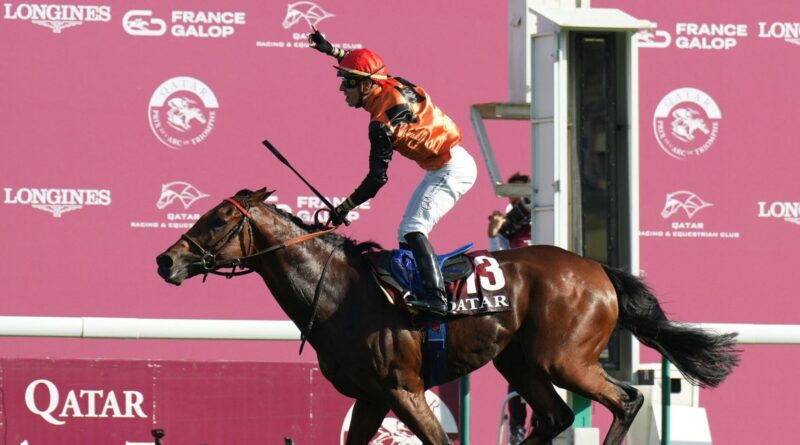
xmin=653 ymin=88 xmax=721 ymax=159
xmin=339 ymin=391 xmax=457 ymax=444
xmin=148 ymin=76 xmax=218 ymax=150
xmin=635 ymin=28 xmax=671 ymax=49
xmin=661 ymin=191 xmax=713 ymax=219
xmin=25 ymin=379 xmax=147 ymax=426
xmin=129 ymin=182 xmax=207 ymax=229
xmin=156 ymin=181 xmax=209 ymax=210
xmin=282 ymin=1 xmax=334 ymax=29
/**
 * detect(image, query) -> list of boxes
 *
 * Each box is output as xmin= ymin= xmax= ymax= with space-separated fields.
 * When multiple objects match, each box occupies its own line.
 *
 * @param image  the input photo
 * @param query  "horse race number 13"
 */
xmin=466 ymin=256 xmax=505 ymax=294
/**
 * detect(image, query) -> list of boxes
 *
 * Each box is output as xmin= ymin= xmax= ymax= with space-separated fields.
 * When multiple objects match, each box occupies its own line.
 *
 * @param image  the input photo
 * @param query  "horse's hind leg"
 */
xmin=386 ymin=387 xmax=451 ymax=445
xmin=493 ymin=344 xmax=574 ymax=444
xmin=345 ymin=399 xmax=390 ymax=444
xmin=598 ymin=373 xmax=644 ymax=444
xmin=554 ymin=363 xmax=643 ymax=445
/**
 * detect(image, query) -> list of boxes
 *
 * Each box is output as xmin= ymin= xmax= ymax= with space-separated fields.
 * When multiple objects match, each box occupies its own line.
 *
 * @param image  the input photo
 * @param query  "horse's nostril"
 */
xmin=156 ymin=254 xmax=173 ymax=269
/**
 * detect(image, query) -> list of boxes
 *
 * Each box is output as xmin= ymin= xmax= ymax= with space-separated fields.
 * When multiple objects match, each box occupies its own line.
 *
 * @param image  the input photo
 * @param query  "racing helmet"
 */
xmin=334 ymin=49 xmax=389 ymax=81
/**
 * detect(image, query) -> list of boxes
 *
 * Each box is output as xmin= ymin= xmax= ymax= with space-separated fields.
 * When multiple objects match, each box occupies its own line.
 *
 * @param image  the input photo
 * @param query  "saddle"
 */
xmin=365 ymin=243 xmax=513 ymax=386
xmin=364 ymin=244 xmax=512 ymax=316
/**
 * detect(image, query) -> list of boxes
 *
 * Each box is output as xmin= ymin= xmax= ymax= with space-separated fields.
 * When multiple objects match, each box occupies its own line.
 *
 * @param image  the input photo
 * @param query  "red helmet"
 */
xmin=334 ymin=49 xmax=389 ymax=80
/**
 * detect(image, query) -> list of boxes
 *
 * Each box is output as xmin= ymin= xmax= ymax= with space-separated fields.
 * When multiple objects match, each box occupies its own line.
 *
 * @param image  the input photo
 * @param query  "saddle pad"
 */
xmin=368 ymin=250 xmax=512 ymax=316
xmin=449 ymin=251 xmax=512 ymax=315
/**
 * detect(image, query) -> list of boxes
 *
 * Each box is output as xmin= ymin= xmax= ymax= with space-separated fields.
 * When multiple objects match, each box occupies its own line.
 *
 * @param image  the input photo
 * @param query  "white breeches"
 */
xmin=397 ymin=145 xmax=477 ymax=242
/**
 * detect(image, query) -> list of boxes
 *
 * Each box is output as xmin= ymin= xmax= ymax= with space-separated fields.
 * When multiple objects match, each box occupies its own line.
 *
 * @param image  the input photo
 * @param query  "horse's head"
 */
xmin=156 ymin=188 xmax=273 ymax=285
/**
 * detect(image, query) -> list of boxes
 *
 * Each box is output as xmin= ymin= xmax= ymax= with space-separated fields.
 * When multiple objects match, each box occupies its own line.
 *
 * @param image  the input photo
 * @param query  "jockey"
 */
xmin=308 ymin=27 xmax=477 ymax=316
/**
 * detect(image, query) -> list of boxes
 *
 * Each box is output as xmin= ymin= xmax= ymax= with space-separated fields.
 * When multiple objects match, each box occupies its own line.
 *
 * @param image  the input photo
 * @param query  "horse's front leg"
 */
xmin=386 ymin=386 xmax=451 ymax=445
xmin=345 ymin=399 xmax=390 ymax=445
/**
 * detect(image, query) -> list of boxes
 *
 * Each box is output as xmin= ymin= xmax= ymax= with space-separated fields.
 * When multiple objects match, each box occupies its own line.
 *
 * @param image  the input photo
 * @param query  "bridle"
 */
xmin=180 ymin=197 xmax=336 ymax=281
xmin=180 ymin=196 xmax=337 ymax=354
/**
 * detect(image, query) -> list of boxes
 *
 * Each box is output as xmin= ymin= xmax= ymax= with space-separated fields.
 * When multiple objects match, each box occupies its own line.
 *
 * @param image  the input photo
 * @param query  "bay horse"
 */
xmin=156 ymin=188 xmax=739 ymax=445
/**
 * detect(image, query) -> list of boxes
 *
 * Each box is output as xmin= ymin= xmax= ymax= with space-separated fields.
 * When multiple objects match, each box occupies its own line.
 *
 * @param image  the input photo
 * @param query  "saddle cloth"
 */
xmin=365 ymin=245 xmax=512 ymax=316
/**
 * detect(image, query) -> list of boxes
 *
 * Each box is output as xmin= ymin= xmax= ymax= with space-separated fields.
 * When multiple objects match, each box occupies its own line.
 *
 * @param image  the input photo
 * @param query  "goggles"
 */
xmin=340 ymin=76 xmax=362 ymax=89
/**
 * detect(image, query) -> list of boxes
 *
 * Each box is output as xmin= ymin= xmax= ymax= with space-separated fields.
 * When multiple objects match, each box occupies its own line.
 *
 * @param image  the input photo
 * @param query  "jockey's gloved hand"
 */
xmin=308 ymin=25 xmax=334 ymax=55
xmin=331 ymin=197 xmax=355 ymax=226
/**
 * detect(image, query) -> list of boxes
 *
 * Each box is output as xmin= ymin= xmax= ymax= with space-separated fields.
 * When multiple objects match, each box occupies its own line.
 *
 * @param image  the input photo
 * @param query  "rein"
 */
xmin=181 ymin=197 xmax=338 ymax=354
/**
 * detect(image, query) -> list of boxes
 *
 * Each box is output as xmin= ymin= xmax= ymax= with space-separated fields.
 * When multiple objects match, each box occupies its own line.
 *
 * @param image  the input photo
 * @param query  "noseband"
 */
xmin=180 ymin=198 xmax=256 ymax=280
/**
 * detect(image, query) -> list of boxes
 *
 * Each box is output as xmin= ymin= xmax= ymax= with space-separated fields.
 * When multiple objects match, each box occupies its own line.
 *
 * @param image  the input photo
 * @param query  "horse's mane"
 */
xmin=236 ymin=189 xmax=382 ymax=258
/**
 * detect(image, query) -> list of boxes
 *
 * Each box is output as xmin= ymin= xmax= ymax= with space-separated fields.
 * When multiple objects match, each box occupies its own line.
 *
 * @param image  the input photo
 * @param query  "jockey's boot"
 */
xmin=404 ymin=232 xmax=449 ymax=316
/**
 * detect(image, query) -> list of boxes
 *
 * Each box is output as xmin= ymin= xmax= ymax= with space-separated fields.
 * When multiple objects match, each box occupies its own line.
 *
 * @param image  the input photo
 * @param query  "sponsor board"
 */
xmin=636 ymin=21 xmax=800 ymax=49
xmin=637 ymin=22 xmax=747 ymax=50
xmin=757 ymin=21 xmax=800 ymax=46
xmin=129 ymin=181 xmax=209 ymax=229
xmin=2 ymin=359 xmax=373 ymax=443
xmin=25 ymin=379 xmax=147 ymax=426
xmin=672 ymin=22 xmax=746 ymax=50
xmin=653 ymin=87 xmax=721 ymax=159
xmin=122 ymin=9 xmax=246 ymax=38
xmin=148 ymin=77 xmax=218 ymax=150
xmin=3 ymin=187 xmax=111 ymax=217
xmin=640 ymin=191 xmax=741 ymax=239
xmin=3 ymin=2 xmax=111 ymax=33
xmin=757 ymin=200 xmax=800 ymax=225
xmin=256 ymin=2 xmax=363 ymax=51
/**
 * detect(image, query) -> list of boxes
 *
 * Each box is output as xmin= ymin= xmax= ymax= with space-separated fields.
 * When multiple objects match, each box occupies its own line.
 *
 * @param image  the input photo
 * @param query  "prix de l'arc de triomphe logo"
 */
xmin=148 ymin=76 xmax=218 ymax=150
xmin=653 ymin=87 xmax=721 ymax=160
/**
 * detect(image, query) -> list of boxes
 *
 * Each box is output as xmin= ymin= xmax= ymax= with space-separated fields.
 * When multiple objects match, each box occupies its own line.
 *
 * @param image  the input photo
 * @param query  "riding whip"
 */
xmin=261 ymin=139 xmax=350 ymax=225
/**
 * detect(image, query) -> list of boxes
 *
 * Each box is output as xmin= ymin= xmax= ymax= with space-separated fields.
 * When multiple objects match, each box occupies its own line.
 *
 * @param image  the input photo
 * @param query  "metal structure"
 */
xmin=473 ymin=3 xmax=654 ymax=441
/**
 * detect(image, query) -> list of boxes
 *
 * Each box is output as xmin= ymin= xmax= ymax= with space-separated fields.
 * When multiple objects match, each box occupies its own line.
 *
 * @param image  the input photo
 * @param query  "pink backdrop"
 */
xmin=1 ymin=0 xmax=798 ymax=443
xmin=1 ymin=358 xmax=462 ymax=443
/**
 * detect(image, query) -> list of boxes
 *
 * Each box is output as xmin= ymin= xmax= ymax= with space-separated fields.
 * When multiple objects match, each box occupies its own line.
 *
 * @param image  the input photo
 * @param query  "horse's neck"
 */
xmin=250 ymin=210 xmax=350 ymax=326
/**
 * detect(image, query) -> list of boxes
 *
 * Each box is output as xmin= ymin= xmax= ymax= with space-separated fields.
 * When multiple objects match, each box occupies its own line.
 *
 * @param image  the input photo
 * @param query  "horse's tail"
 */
xmin=603 ymin=265 xmax=740 ymax=388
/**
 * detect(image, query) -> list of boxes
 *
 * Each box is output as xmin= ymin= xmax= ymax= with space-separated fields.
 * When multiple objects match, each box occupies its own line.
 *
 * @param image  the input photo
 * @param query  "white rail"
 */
xmin=0 ymin=316 xmax=301 ymax=340
xmin=0 ymin=318 xmax=797 ymax=345
xmin=696 ymin=323 xmax=800 ymax=344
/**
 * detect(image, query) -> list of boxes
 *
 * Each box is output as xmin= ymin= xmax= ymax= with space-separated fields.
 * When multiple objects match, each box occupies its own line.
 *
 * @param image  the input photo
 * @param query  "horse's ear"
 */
xmin=250 ymin=187 xmax=275 ymax=203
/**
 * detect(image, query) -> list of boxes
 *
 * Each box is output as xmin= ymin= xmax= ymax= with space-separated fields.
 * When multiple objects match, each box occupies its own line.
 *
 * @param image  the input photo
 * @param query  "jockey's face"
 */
xmin=338 ymin=74 xmax=372 ymax=108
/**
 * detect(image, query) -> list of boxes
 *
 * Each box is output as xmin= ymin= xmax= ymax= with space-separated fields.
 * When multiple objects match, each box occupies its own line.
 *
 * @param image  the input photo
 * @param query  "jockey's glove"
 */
xmin=309 ymin=27 xmax=333 ymax=54
xmin=331 ymin=197 xmax=355 ymax=226
xmin=308 ymin=27 xmax=346 ymax=59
